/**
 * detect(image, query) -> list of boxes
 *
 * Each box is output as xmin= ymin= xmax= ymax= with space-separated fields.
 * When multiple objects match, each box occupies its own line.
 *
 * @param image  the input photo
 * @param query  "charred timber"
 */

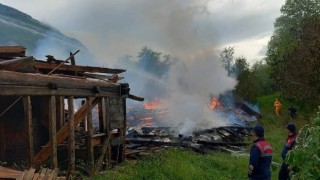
xmin=127 ymin=139 xmax=248 ymax=147
xmin=127 ymin=138 xmax=190 ymax=147
xmin=197 ymin=141 xmax=248 ymax=146
xmin=128 ymin=94 xmax=144 ymax=102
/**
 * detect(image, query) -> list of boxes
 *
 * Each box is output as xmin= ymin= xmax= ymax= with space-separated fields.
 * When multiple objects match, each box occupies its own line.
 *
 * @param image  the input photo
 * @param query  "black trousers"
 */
xmin=278 ymin=163 xmax=290 ymax=180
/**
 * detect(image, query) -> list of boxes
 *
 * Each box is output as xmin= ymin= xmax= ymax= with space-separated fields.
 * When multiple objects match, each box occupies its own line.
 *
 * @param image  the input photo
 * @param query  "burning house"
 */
xmin=0 ymin=46 xmax=143 ymax=178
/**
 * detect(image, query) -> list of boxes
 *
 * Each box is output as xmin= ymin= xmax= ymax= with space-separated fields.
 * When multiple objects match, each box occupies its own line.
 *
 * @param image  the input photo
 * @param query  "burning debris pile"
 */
xmin=127 ymin=99 xmax=170 ymax=127
xmin=126 ymin=125 xmax=251 ymax=157
xmin=125 ymin=97 xmax=260 ymax=157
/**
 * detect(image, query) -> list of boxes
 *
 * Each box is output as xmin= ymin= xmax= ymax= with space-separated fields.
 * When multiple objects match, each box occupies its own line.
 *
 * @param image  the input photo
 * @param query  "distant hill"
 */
xmin=0 ymin=3 xmax=93 ymax=65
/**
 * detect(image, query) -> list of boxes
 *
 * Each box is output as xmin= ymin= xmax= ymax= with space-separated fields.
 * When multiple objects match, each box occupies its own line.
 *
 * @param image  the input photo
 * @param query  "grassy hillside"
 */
xmin=0 ymin=3 xmax=92 ymax=64
xmin=92 ymin=93 xmax=316 ymax=180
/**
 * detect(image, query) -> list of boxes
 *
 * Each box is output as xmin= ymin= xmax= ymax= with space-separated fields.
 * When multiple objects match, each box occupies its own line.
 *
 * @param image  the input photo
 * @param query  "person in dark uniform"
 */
xmin=288 ymin=106 xmax=297 ymax=119
xmin=278 ymin=123 xmax=299 ymax=180
xmin=248 ymin=125 xmax=273 ymax=180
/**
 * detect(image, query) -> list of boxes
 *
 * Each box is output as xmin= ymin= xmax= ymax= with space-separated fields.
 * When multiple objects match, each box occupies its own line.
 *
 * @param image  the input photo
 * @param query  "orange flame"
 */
xmin=140 ymin=117 xmax=154 ymax=121
xmin=210 ymin=97 xmax=222 ymax=110
xmin=144 ymin=99 xmax=161 ymax=110
xmin=140 ymin=117 xmax=154 ymax=126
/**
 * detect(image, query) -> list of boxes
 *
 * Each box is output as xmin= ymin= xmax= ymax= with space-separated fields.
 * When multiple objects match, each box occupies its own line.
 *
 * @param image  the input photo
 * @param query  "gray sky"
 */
xmin=1 ymin=0 xmax=285 ymax=66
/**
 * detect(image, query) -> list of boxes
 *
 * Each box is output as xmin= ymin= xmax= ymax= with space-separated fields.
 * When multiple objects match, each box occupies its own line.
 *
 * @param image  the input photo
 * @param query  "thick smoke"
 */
xmin=164 ymin=52 xmax=236 ymax=134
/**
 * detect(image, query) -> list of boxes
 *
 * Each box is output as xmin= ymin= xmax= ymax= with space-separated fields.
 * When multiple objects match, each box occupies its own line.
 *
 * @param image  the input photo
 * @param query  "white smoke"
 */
xmin=164 ymin=52 xmax=237 ymax=134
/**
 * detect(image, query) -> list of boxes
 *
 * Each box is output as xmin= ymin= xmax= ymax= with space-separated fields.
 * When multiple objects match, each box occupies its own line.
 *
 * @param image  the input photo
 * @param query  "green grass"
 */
xmin=94 ymin=149 xmax=249 ymax=180
xmin=94 ymin=93 xmax=315 ymax=180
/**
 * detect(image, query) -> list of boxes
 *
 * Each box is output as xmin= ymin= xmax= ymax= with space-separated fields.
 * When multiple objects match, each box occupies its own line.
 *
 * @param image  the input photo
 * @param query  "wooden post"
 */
xmin=0 ymin=120 xmax=6 ymax=161
xmin=95 ymin=97 xmax=109 ymax=172
xmin=23 ymin=96 xmax=34 ymax=166
xmin=105 ymin=97 xmax=111 ymax=168
xmin=98 ymin=98 xmax=106 ymax=133
xmin=68 ymin=96 xmax=75 ymax=176
xmin=121 ymin=98 xmax=127 ymax=162
xmin=49 ymin=96 xmax=58 ymax=169
xmin=86 ymin=97 xmax=94 ymax=175
xmin=56 ymin=96 xmax=65 ymax=130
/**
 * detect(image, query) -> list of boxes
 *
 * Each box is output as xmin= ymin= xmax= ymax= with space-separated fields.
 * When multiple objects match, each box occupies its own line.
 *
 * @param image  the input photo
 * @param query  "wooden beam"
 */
xmin=67 ymin=96 xmax=75 ymax=177
xmin=34 ymin=97 xmax=100 ymax=166
xmin=0 ymin=70 xmax=121 ymax=91
xmin=0 ymin=46 xmax=26 ymax=57
xmin=0 ymin=85 xmax=120 ymax=97
xmin=34 ymin=61 xmax=126 ymax=74
xmin=86 ymin=98 xmax=94 ymax=175
xmin=0 ymin=56 xmax=34 ymax=72
xmin=23 ymin=96 xmax=34 ymax=166
xmin=82 ymin=73 xmax=124 ymax=81
xmin=56 ymin=96 xmax=65 ymax=130
xmin=49 ymin=96 xmax=58 ymax=169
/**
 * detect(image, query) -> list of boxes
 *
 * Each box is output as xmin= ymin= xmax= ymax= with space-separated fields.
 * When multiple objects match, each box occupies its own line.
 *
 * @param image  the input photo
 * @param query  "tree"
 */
xmin=283 ymin=18 xmax=320 ymax=104
xmin=266 ymin=0 xmax=320 ymax=104
xmin=219 ymin=46 xmax=235 ymax=76
xmin=251 ymin=60 xmax=273 ymax=96
xmin=137 ymin=46 xmax=171 ymax=77
xmin=233 ymin=57 xmax=257 ymax=102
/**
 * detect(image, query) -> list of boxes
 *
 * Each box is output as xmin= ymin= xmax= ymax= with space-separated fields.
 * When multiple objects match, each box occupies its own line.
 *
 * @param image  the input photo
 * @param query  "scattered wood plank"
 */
xmin=0 ymin=166 xmax=23 ymax=179
xmin=22 ymin=168 xmax=35 ymax=180
xmin=197 ymin=140 xmax=248 ymax=146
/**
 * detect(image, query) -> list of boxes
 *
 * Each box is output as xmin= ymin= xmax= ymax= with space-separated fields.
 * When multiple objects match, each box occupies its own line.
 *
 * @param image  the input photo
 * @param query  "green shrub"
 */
xmin=286 ymin=106 xmax=320 ymax=179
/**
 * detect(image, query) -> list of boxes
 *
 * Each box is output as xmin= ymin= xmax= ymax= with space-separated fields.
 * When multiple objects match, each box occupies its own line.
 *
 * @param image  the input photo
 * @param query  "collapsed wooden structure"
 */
xmin=0 ymin=46 xmax=143 ymax=176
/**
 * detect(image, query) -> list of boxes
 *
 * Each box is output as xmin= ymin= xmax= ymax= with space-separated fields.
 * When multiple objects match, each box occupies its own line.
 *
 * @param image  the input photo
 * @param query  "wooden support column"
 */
xmin=56 ymin=96 xmax=65 ymax=130
xmin=98 ymin=98 xmax=106 ymax=133
xmin=67 ymin=96 xmax=75 ymax=176
xmin=23 ymin=96 xmax=34 ymax=166
xmin=86 ymin=97 xmax=94 ymax=175
xmin=118 ymin=98 xmax=126 ymax=163
xmin=105 ymin=97 xmax=111 ymax=168
xmin=0 ymin=120 xmax=6 ymax=161
xmin=95 ymin=97 xmax=109 ymax=172
xmin=122 ymin=99 xmax=127 ymax=162
xmin=49 ymin=96 xmax=58 ymax=169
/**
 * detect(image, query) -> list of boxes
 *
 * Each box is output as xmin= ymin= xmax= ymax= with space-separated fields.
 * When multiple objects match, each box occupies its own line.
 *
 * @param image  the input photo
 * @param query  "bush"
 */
xmin=286 ymin=106 xmax=320 ymax=179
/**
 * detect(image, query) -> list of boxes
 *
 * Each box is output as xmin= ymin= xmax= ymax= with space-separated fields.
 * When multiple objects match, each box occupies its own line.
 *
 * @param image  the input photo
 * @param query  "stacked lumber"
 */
xmin=0 ymin=166 xmax=66 ymax=180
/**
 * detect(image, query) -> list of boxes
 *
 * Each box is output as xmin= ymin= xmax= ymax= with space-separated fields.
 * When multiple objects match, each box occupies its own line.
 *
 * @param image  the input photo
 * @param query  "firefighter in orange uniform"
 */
xmin=274 ymin=98 xmax=282 ymax=117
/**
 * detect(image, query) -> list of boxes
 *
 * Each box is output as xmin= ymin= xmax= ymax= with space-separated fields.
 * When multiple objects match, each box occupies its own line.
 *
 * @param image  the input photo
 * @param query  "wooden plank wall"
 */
xmin=0 ymin=94 xmax=127 ymax=174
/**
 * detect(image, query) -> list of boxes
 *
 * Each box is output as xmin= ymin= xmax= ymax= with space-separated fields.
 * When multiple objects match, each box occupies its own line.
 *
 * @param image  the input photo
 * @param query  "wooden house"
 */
xmin=0 ymin=46 xmax=143 ymax=176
